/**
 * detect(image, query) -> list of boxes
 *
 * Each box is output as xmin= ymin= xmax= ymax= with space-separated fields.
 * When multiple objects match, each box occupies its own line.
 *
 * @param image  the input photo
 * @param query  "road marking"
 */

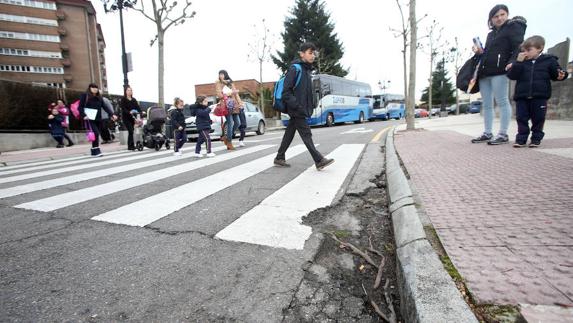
xmin=340 ymin=127 xmax=374 ymax=134
xmin=215 ymin=144 xmax=365 ymax=250
xmin=91 ymin=145 xmax=307 ymax=227
xmin=0 ymin=146 xmax=226 ymax=199
xmin=0 ymin=148 xmax=178 ymax=184
xmin=0 ymin=149 xmax=148 ymax=176
xmin=370 ymin=127 xmax=390 ymax=143
xmin=0 ymin=149 xmax=128 ymax=172
xmin=16 ymin=145 xmax=274 ymax=212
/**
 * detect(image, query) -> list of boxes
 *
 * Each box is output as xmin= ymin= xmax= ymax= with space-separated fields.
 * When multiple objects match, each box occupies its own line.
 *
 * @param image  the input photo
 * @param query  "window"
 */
xmin=0 ymin=64 xmax=63 ymax=74
xmin=0 ymin=0 xmax=56 ymax=10
xmin=0 ymin=47 xmax=61 ymax=58
xmin=0 ymin=31 xmax=59 ymax=42
xmin=0 ymin=13 xmax=58 ymax=26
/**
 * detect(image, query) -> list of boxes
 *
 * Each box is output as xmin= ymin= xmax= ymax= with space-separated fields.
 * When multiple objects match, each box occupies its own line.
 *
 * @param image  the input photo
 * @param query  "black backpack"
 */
xmin=457 ymin=55 xmax=481 ymax=94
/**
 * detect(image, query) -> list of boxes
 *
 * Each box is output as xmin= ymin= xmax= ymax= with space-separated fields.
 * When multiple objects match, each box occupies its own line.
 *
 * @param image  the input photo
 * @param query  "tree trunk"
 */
xmin=406 ymin=0 xmax=417 ymax=130
xmin=259 ymin=60 xmax=264 ymax=116
xmin=428 ymin=55 xmax=433 ymax=119
xmin=157 ymin=30 xmax=165 ymax=108
xmin=402 ymin=41 xmax=408 ymax=99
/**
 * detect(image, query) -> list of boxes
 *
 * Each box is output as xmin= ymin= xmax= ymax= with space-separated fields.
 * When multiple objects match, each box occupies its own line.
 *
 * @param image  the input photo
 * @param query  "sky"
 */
xmin=94 ymin=0 xmax=573 ymax=104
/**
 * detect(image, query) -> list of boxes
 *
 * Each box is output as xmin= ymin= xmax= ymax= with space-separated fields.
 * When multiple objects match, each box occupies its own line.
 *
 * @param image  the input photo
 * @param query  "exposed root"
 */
xmin=329 ymin=233 xmax=378 ymax=268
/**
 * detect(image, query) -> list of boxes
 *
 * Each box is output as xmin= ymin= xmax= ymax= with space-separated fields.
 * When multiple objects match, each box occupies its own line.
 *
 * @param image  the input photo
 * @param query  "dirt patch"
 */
xmin=282 ymin=182 xmax=401 ymax=322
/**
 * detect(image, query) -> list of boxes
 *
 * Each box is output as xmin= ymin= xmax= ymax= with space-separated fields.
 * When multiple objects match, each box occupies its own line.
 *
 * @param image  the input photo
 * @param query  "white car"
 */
xmin=185 ymin=101 xmax=266 ymax=139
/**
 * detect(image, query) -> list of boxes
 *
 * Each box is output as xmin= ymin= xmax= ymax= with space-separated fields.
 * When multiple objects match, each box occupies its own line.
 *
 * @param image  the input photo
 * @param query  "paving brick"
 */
xmin=394 ymin=129 xmax=573 ymax=307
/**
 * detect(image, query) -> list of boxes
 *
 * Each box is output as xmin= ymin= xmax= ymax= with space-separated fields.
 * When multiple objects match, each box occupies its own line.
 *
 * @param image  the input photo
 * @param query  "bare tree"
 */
xmin=133 ymin=0 xmax=196 ymax=107
xmin=247 ymin=19 xmax=272 ymax=117
xmin=421 ymin=20 xmax=444 ymax=119
xmin=449 ymin=37 xmax=468 ymax=115
xmin=390 ymin=0 xmax=409 ymax=101
xmin=405 ymin=0 xmax=417 ymax=130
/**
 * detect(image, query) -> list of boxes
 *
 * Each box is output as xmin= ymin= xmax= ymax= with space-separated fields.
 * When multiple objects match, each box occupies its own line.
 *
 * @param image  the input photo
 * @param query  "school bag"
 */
xmin=272 ymin=63 xmax=302 ymax=113
xmin=70 ymin=99 xmax=81 ymax=119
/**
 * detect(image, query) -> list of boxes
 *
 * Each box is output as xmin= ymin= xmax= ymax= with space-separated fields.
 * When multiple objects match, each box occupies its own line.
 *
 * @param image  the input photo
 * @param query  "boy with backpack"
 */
xmin=274 ymin=42 xmax=334 ymax=170
xmin=506 ymin=35 xmax=568 ymax=148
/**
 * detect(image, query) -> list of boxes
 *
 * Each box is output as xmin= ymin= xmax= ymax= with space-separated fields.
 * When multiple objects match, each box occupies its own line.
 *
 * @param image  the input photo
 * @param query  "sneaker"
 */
xmin=194 ymin=153 xmax=203 ymax=158
xmin=66 ymin=142 xmax=74 ymax=147
xmin=200 ymin=151 xmax=207 ymax=155
xmin=471 ymin=132 xmax=493 ymax=143
xmin=316 ymin=158 xmax=335 ymax=170
xmin=513 ymin=142 xmax=527 ymax=148
xmin=173 ymin=151 xmax=182 ymax=156
xmin=487 ymin=134 xmax=509 ymax=145
xmin=529 ymin=141 xmax=541 ymax=148
xmin=206 ymin=152 xmax=216 ymax=157
xmin=238 ymin=141 xmax=245 ymax=147
xmin=56 ymin=144 xmax=64 ymax=148
xmin=274 ymin=159 xmax=290 ymax=167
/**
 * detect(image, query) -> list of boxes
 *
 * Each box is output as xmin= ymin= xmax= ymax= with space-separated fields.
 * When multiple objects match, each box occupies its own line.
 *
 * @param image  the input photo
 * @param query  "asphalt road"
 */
xmin=0 ymin=119 xmax=398 ymax=322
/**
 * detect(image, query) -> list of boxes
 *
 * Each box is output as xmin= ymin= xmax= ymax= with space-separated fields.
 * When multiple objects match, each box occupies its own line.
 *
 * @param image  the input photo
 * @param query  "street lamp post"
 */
xmin=103 ymin=0 xmax=136 ymax=91
xmin=377 ymin=80 xmax=391 ymax=94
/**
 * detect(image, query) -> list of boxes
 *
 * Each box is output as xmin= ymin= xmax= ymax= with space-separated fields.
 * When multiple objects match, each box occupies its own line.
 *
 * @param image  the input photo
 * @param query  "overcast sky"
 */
xmin=94 ymin=0 xmax=573 ymax=104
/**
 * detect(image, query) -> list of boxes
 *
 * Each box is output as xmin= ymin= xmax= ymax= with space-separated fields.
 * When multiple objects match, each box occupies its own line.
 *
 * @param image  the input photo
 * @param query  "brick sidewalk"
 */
xmin=394 ymin=129 xmax=573 ymax=308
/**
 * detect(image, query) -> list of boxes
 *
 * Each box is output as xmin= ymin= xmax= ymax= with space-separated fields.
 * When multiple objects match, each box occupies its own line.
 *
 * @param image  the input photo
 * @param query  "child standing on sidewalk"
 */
xmin=507 ymin=35 xmax=568 ymax=148
xmin=190 ymin=96 xmax=215 ymax=158
xmin=170 ymin=97 xmax=187 ymax=156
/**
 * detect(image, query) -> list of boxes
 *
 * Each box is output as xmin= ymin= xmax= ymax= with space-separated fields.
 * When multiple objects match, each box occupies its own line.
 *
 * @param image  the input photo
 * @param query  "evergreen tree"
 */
xmin=421 ymin=59 xmax=455 ymax=107
xmin=272 ymin=0 xmax=347 ymax=77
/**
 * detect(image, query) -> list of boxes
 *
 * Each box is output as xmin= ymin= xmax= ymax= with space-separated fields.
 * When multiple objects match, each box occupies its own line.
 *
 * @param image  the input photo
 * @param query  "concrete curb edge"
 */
xmin=385 ymin=127 xmax=478 ymax=323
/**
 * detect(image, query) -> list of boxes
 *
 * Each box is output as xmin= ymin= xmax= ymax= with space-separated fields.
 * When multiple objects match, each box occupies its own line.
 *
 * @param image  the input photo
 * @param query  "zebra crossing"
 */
xmin=1 ymin=140 xmax=365 ymax=250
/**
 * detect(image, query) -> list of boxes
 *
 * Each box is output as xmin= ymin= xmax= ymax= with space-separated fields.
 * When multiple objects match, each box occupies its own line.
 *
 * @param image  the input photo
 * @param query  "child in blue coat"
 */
xmin=507 ymin=35 xmax=568 ymax=147
xmin=48 ymin=107 xmax=66 ymax=148
xmin=191 ymin=96 xmax=215 ymax=157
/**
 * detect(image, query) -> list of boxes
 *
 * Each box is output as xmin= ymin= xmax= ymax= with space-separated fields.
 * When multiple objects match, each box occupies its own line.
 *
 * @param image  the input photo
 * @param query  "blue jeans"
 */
xmin=225 ymin=114 xmax=239 ymax=141
xmin=479 ymin=75 xmax=512 ymax=135
xmin=238 ymin=109 xmax=246 ymax=141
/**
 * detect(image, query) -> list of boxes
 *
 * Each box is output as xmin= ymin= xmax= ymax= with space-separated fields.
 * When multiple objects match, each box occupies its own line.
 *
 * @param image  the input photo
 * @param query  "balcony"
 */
xmin=61 ymin=58 xmax=71 ymax=67
xmin=63 ymin=74 xmax=73 ymax=82
xmin=55 ymin=10 xmax=66 ymax=20
xmin=60 ymin=43 xmax=69 ymax=51
xmin=57 ymin=28 xmax=67 ymax=36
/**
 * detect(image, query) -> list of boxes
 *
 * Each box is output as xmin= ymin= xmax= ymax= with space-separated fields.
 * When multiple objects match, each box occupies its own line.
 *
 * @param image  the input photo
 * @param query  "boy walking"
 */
xmin=507 ymin=35 xmax=568 ymax=148
xmin=274 ymin=42 xmax=334 ymax=170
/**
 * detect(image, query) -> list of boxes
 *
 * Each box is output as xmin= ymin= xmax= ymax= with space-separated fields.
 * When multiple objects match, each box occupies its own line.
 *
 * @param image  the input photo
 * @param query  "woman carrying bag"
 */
xmin=471 ymin=4 xmax=526 ymax=145
xmin=79 ymin=83 xmax=117 ymax=157
xmin=215 ymin=70 xmax=240 ymax=150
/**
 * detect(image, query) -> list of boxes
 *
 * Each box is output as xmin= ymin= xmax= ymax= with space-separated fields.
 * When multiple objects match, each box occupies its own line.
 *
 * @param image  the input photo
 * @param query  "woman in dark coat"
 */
xmin=119 ymin=86 xmax=142 ymax=151
xmin=471 ymin=4 xmax=526 ymax=145
xmin=79 ymin=83 xmax=117 ymax=157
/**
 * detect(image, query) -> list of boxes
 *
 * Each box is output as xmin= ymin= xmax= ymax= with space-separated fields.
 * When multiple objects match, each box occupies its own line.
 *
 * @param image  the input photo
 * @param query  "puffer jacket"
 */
xmin=282 ymin=59 xmax=315 ymax=118
xmin=190 ymin=103 xmax=212 ymax=131
xmin=506 ymin=54 xmax=569 ymax=100
xmin=479 ymin=16 xmax=527 ymax=78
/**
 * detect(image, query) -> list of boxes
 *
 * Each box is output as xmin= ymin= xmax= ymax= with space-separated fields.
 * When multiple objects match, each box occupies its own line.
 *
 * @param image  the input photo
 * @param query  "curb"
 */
xmin=385 ymin=127 xmax=478 ymax=323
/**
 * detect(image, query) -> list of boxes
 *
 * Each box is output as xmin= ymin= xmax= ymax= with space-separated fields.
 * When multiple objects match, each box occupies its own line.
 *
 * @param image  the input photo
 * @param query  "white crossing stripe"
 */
xmin=0 ymin=146 xmax=226 ymax=199
xmin=91 ymin=145 xmax=308 ymax=227
xmin=0 ymin=148 xmax=177 ymax=184
xmin=16 ymin=145 xmax=275 ymax=212
xmin=215 ymin=144 xmax=365 ymax=250
xmin=0 ymin=149 xmax=143 ymax=176
xmin=0 ymin=149 xmax=129 ymax=172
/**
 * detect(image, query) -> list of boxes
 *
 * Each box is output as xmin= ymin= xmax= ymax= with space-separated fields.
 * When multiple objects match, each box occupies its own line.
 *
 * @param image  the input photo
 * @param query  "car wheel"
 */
xmin=326 ymin=113 xmax=334 ymax=127
xmin=256 ymin=120 xmax=265 ymax=135
xmin=354 ymin=111 xmax=365 ymax=124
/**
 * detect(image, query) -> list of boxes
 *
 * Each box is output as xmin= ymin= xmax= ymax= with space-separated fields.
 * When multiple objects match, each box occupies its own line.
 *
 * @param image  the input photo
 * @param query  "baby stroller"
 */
xmin=135 ymin=106 xmax=170 ymax=151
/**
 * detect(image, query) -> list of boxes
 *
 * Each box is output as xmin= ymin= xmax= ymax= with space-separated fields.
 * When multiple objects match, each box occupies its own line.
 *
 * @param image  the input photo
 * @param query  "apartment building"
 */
xmin=0 ymin=0 xmax=107 ymax=91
